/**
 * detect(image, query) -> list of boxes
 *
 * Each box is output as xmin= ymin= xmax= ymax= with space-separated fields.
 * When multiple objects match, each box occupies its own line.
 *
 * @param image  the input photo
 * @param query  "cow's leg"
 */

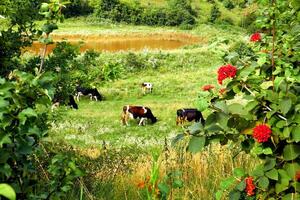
xmin=121 ymin=112 xmax=129 ymax=125
xmin=176 ymin=116 xmax=181 ymax=125
xmin=94 ymin=96 xmax=98 ymax=101
xmin=76 ymin=92 xmax=82 ymax=102
xmin=139 ymin=118 xmax=145 ymax=126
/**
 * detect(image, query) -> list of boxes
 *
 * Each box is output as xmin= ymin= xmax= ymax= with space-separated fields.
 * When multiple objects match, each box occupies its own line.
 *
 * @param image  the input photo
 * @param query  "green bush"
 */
xmin=239 ymin=12 xmax=257 ymax=33
xmin=95 ymin=0 xmax=196 ymax=26
xmin=209 ymin=4 xmax=221 ymax=23
xmin=63 ymin=0 xmax=93 ymax=18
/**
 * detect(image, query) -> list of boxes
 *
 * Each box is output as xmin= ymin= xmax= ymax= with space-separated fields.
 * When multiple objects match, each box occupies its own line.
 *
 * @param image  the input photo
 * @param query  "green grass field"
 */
xmin=41 ymin=19 xmax=256 ymax=199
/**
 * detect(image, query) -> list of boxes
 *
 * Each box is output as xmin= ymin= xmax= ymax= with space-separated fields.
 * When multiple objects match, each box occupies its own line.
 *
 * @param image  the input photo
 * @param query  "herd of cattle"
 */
xmin=57 ymin=82 xmax=205 ymax=126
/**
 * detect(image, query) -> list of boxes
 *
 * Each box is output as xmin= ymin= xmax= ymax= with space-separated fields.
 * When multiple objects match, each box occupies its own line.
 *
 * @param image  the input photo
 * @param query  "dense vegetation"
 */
xmin=1 ymin=0 xmax=298 ymax=199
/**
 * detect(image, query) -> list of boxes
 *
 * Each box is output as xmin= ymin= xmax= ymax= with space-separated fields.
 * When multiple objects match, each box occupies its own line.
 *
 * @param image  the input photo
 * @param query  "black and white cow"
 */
xmin=176 ymin=108 xmax=205 ymax=126
xmin=51 ymin=95 xmax=78 ymax=111
xmin=141 ymin=82 xmax=153 ymax=94
xmin=121 ymin=105 xmax=157 ymax=126
xmin=75 ymin=86 xmax=103 ymax=101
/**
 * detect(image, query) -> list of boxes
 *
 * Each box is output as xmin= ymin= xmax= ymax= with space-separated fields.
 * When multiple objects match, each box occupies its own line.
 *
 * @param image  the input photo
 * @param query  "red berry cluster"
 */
xmin=245 ymin=176 xmax=256 ymax=196
xmin=217 ymin=64 xmax=237 ymax=84
xmin=202 ymin=84 xmax=215 ymax=91
xmin=252 ymin=124 xmax=272 ymax=143
xmin=296 ymin=171 xmax=300 ymax=182
xmin=250 ymin=32 xmax=262 ymax=42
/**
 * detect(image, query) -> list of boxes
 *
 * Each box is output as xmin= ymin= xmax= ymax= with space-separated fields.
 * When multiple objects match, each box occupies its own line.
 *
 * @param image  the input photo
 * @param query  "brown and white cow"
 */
xmin=121 ymin=105 xmax=157 ymax=126
xmin=176 ymin=108 xmax=205 ymax=126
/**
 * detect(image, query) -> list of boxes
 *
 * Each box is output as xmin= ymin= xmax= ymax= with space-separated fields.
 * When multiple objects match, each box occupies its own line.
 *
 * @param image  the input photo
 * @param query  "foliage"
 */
xmin=0 ymin=0 xmax=44 ymax=75
xmin=63 ymin=0 xmax=93 ymax=18
xmin=95 ymin=0 xmax=196 ymax=26
xmin=44 ymin=41 xmax=80 ymax=103
xmin=223 ymin=0 xmax=235 ymax=10
xmin=209 ymin=4 xmax=221 ymax=23
xmin=0 ymin=0 xmax=84 ymax=198
xmin=175 ymin=0 xmax=300 ymax=198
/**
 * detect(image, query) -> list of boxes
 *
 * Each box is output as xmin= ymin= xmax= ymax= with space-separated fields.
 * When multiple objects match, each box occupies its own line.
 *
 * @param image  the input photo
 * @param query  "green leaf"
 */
xmin=235 ymin=180 xmax=246 ymax=192
xmin=233 ymin=168 xmax=245 ymax=178
xmin=188 ymin=122 xmax=203 ymax=135
xmin=215 ymin=191 xmax=223 ymax=200
xmin=274 ymin=77 xmax=284 ymax=91
xmin=257 ymin=55 xmax=267 ymax=66
xmin=187 ymin=136 xmax=206 ymax=153
xmin=0 ymin=183 xmax=16 ymax=200
xmin=260 ymin=81 xmax=273 ymax=89
xmin=251 ymin=164 xmax=264 ymax=177
xmin=279 ymin=97 xmax=292 ymax=115
xmin=229 ymin=190 xmax=241 ymax=200
xmin=264 ymin=157 xmax=276 ymax=171
xmin=18 ymin=108 xmax=37 ymax=125
xmin=283 ymin=144 xmax=300 ymax=161
xmin=282 ymin=193 xmax=299 ymax=200
xmin=172 ymin=179 xmax=183 ymax=188
xmin=258 ymin=176 xmax=269 ymax=190
xmin=220 ymin=177 xmax=236 ymax=190
xmin=265 ymin=169 xmax=278 ymax=180
xmin=275 ymin=169 xmax=291 ymax=194
xmin=292 ymin=126 xmax=300 ymax=142
xmin=0 ymin=99 xmax=9 ymax=108
xmin=158 ymin=183 xmax=169 ymax=195
xmin=283 ymin=163 xmax=300 ymax=180
xmin=0 ymin=135 xmax=11 ymax=148
xmin=227 ymin=103 xmax=244 ymax=115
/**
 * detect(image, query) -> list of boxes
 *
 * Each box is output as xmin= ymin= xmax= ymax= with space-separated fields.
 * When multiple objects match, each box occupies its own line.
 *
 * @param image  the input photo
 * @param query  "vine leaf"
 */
xmin=187 ymin=136 xmax=206 ymax=153
xmin=0 ymin=184 xmax=16 ymax=200
xmin=283 ymin=144 xmax=300 ymax=161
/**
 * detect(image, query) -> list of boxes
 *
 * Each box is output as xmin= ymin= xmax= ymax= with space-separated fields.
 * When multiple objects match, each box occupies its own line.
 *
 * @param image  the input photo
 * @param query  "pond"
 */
xmin=25 ymin=33 xmax=202 ymax=54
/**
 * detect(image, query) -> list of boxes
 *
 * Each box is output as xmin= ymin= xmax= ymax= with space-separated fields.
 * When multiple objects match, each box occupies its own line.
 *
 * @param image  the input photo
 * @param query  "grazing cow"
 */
xmin=176 ymin=108 xmax=205 ymax=126
xmin=51 ymin=95 xmax=78 ymax=111
xmin=141 ymin=82 xmax=153 ymax=94
xmin=121 ymin=105 xmax=157 ymax=126
xmin=75 ymin=86 xmax=103 ymax=101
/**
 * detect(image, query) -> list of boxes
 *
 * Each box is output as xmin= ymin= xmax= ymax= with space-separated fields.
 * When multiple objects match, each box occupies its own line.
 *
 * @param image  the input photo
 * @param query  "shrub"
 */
xmin=223 ymin=0 xmax=235 ymax=10
xmin=95 ymin=0 xmax=196 ymax=26
xmin=209 ymin=4 xmax=221 ymax=23
xmin=239 ymin=12 xmax=257 ymax=32
xmin=63 ymin=0 xmax=93 ymax=18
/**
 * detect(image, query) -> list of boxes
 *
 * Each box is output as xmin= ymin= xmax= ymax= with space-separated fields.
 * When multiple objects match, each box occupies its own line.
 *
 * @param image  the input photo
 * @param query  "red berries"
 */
xmin=245 ymin=176 xmax=256 ymax=196
xmin=217 ymin=64 xmax=237 ymax=85
xmin=250 ymin=32 xmax=262 ymax=42
xmin=252 ymin=124 xmax=272 ymax=143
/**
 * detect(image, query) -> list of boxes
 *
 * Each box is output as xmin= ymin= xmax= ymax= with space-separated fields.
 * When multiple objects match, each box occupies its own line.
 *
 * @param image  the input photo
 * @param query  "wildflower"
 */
xmin=250 ymin=32 xmax=261 ymax=42
xmin=202 ymin=84 xmax=215 ymax=91
xmin=137 ymin=181 xmax=145 ymax=189
xmin=252 ymin=124 xmax=272 ymax=143
xmin=217 ymin=64 xmax=237 ymax=84
xmin=245 ymin=176 xmax=256 ymax=196
xmin=296 ymin=171 xmax=300 ymax=181
xmin=219 ymin=88 xmax=226 ymax=95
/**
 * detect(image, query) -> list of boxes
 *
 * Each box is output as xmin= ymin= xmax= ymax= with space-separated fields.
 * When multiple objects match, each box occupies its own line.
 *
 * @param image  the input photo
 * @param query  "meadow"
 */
xmin=41 ymin=18 xmax=259 ymax=199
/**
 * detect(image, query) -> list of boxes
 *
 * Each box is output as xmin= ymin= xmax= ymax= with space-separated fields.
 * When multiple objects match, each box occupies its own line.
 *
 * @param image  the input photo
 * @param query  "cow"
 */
xmin=141 ymin=82 xmax=153 ymax=94
xmin=51 ymin=95 xmax=78 ymax=111
xmin=75 ymin=86 xmax=103 ymax=101
xmin=121 ymin=105 xmax=157 ymax=126
xmin=176 ymin=108 xmax=205 ymax=126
